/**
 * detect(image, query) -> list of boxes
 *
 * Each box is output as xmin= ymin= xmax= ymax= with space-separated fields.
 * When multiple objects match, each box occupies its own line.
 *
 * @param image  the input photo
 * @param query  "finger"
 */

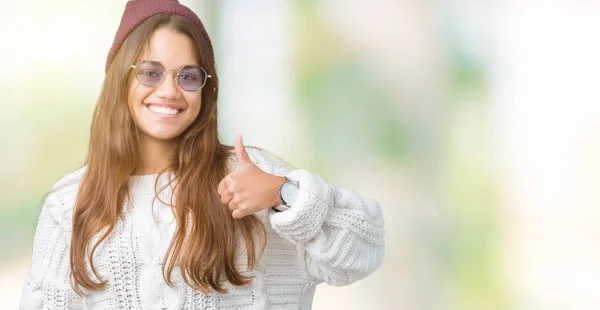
xmin=217 ymin=178 xmax=227 ymax=195
xmin=228 ymin=201 xmax=238 ymax=211
xmin=234 ymin=134 xmax=252 ymax=166
xmin=221 ymin=191 xmax=234 ymax=205
xmin=232 ymin=208 xmax=247 ymax=219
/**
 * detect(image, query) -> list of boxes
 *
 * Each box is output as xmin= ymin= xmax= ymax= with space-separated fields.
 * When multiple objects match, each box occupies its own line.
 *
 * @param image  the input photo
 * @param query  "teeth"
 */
xmin=148 ymin=105 xmax=179 ymax=115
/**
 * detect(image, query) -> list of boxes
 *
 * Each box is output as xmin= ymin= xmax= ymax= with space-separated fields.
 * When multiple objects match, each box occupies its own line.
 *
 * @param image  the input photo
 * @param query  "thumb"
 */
xmin=235 ymin=134 xmax=252 ymax=166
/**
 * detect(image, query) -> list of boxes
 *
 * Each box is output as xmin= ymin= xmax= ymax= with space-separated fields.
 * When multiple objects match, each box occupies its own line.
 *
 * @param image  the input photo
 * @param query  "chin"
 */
xmin=140 ymin=127 xmax=186 ymax=141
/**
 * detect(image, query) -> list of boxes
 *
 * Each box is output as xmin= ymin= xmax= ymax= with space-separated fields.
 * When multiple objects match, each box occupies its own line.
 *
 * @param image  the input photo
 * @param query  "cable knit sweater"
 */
xmin=20 ymin=147 xmax=385 ymax=309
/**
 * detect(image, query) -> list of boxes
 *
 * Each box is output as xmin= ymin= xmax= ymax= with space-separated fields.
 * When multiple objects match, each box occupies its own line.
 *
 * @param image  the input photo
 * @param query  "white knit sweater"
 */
xmin=20 ymin=147 xmax=385 ymax=309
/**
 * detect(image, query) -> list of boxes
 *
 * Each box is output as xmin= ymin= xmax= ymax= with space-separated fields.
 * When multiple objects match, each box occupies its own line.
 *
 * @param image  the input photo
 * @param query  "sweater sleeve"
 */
xmin=20 ymin=192 xmax=84 ymax=310
xmin=247 ymin=148 xmax=385 ymax=286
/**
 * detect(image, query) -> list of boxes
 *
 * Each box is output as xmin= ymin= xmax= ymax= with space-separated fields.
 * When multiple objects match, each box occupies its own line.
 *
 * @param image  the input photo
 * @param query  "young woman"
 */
xmin=20 ymin=0 xmax=385 ymax=309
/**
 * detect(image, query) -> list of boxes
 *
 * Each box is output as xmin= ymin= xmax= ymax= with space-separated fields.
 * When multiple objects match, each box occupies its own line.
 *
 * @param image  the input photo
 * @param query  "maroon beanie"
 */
xmin=105 ymin=0 xmax=213 ymax=73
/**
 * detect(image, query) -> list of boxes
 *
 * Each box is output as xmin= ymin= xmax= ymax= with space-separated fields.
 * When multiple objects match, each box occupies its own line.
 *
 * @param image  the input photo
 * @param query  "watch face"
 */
xmin=281 ymin=181 xmax=299 ymax=206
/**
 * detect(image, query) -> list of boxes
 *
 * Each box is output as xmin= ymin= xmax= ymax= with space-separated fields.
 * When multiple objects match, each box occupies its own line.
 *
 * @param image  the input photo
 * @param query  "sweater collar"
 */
xmin=129 ymin=172 xmax=176 ymax=195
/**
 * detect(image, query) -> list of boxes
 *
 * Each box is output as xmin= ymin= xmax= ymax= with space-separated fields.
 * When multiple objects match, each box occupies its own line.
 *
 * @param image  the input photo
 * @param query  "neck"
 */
xmin=138 ymin=135 xmax=179 ymax=175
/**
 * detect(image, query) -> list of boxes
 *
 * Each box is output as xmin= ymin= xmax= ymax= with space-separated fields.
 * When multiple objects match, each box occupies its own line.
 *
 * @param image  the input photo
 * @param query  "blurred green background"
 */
xmin=2 ymin=1 xmax=600 ymax=309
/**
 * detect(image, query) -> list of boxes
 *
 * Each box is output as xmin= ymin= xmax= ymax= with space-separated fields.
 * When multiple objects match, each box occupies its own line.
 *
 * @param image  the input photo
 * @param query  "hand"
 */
xmin=218 ymin=134 xmax=286 ymax=219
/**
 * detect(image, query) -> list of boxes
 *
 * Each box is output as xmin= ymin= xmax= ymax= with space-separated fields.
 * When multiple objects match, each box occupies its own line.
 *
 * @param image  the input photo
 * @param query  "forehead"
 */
xmin=139 ymin=27 xmax=199 ymax=68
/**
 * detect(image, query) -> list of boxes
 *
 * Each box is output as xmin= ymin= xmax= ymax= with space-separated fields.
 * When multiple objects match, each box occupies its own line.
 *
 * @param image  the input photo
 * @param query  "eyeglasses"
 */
xmin=130 ymin=60 xmax=211 ymax=92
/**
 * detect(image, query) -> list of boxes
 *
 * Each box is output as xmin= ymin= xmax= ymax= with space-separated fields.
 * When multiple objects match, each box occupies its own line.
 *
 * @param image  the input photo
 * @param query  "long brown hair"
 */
xmin=70 ymin=14 xmax=266 ymax=295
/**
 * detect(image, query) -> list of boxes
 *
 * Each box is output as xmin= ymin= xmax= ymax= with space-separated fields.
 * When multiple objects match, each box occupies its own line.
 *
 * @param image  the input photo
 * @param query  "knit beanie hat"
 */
xmin=105 ymin=0 xmax=213 ymax=73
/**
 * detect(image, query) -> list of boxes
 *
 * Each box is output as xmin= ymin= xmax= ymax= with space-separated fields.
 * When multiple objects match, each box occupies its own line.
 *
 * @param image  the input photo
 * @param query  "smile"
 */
xmin=147 ymin=105 xmax=180 ymax=116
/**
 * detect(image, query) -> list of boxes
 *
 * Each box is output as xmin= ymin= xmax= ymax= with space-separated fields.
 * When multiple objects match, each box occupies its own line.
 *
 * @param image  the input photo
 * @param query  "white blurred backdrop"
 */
xmin=1 ymin=1 xmax=599 ymax=309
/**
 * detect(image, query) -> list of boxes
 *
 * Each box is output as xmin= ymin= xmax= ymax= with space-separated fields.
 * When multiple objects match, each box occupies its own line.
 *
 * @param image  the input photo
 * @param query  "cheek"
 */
xmin=128 ymin=82 xmax=151 ymax=112
xmin=184 ymin=93 xmax=203 ymax=116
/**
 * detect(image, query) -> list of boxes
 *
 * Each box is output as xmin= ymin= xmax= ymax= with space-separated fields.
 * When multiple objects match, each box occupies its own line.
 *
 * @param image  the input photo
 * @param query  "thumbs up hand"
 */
xmin=218 ymin=134 xmax=286 ymax=219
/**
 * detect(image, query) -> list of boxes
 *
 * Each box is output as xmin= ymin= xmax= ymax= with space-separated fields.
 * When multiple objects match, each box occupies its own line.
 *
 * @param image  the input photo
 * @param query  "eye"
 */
xmin=141 ymin=70 xmax=161 ymax=77
xmin=179 ymin=74 xmax=197 ymax=81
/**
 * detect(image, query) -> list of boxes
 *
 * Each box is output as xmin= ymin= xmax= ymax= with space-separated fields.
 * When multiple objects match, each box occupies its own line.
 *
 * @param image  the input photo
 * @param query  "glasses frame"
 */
xmin=130 ymin=60 xmax=212 ymax=92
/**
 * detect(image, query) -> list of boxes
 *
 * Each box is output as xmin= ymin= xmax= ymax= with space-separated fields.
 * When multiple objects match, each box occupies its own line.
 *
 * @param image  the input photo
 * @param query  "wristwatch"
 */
xmin=272 ymin=177 xmax=299 ymax=212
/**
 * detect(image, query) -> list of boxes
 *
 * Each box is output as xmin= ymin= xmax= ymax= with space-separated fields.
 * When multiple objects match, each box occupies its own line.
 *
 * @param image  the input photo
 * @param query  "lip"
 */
xmin=143 ymin=102 xmax=186 ymax=110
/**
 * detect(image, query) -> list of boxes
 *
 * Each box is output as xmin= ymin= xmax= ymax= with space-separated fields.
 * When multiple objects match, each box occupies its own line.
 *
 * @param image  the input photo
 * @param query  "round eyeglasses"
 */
xmin=130 ymin=60 xmax=211 ymax=92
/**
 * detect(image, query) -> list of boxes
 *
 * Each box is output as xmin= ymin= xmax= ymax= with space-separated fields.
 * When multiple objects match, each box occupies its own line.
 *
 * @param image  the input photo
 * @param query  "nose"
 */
xmin=155 ymin=71 xmax=181 ymax=100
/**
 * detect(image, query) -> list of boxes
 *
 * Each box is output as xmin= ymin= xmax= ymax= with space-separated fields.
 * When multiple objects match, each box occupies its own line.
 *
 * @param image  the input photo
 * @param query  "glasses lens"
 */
xmin=136 ymin=61 xmax=164 ymax=86
xmin=177 ymin=66 xmax=207 ymax=91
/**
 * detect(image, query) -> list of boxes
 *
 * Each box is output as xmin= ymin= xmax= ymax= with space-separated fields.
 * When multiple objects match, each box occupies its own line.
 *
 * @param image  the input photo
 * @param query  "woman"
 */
xmin=20 ymin=0 xmax=385 ymax=309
